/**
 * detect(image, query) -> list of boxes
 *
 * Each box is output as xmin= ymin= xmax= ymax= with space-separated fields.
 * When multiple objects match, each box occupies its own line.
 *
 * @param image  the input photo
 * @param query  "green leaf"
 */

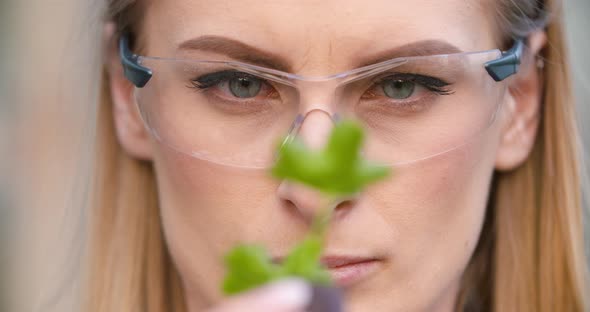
xmin=222 ymin=120 xmax=392 ymax=296
xmin=280 ymin=235 xmax=332 ymax=286
xmin=325 ymin=120 xmax=363 ymax=168
xmin=272 ymin=120 xmax=391 ymax=196
xmin=222 ymin=245 xmax=282 ymax=294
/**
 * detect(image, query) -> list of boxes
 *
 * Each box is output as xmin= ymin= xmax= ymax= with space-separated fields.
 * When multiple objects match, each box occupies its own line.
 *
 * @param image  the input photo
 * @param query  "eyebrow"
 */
xmin=177 ymin=36 xmax=463 ymax=72
xmin=356 ymin=40 xmax=463 ymax=68
xmin=178 ymin=36 xmax=292 ymax=72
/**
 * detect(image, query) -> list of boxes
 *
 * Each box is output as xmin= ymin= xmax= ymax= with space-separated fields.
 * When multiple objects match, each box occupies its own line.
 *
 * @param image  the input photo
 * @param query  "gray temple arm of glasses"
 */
xmin=484 ymin=39 xmax=525 ymax=82
xmin=119 ymin=35 xmax=153 ymax=88
xmin=119 ymin=35 xmax=524 ymax=88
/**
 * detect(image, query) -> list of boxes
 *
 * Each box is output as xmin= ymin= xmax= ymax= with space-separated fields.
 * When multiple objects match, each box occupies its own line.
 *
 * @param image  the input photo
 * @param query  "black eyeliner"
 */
xmin=380 ymin=73 xmax=454 ymax=95
xmin=191 ymin=70 xmax=258 ymax=89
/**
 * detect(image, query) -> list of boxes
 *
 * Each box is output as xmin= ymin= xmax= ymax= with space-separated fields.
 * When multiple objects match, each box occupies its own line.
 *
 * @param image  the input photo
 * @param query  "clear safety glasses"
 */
xmin=120 ymin=36 xmax=524 ymax=168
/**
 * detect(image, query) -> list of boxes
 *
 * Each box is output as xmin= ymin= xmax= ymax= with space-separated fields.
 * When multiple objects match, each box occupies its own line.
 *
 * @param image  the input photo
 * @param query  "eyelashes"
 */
xmin=190 ymin=70 xmax=258 ymax=89
xmin=188 ymin=70 xmax=454 ymax=103
xmin=374 ymin=73 xmax=454 ymax=96
xmin=189 ymin=70 xmax=279 ymax=102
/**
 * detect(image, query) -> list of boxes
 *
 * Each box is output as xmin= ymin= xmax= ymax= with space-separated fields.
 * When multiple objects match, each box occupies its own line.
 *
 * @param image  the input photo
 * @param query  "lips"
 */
xmin=273 ymin=255 xmax=382 ymax=287
xmin=321 ymin=256 xmax=382 ymax=287
xmin=320 ymin=256 xmax=378 ymax=269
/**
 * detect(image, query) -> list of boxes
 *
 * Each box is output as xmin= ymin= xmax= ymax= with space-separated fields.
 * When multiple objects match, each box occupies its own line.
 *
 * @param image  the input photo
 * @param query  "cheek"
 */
xmin=151 ymin=150 xmax=281 ymax=303
xmin=364 ymin=126 xmax=500 ymax=307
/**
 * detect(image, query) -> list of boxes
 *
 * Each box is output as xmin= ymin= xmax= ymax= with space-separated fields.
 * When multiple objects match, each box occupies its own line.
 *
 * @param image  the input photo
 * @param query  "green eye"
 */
xmin=382 ymin=80 xmax=415 ymax=99
xmin=229 ymin=77 xmax=262 ymax=98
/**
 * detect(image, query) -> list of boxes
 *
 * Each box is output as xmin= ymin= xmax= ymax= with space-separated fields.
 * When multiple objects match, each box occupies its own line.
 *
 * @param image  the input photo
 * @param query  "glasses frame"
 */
xmin=119 ymin=35 xmax=524 ymax=88
xmin=116 ymin=34 xmax=526 ymax=168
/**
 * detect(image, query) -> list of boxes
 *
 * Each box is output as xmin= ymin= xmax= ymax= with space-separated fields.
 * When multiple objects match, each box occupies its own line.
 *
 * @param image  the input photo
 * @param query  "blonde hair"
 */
xmin=83 ymin=0 xmax=589 ymax=311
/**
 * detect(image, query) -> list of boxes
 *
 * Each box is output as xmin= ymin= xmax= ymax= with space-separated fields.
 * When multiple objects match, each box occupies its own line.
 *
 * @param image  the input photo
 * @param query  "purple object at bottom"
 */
xmin=307 ymin=285 xmax=343 ymax=312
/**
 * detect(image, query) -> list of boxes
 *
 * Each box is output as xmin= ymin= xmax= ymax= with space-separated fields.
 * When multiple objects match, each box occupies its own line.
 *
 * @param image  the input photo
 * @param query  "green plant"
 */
xmin=222 ymin=120 xmax=391 ymax=295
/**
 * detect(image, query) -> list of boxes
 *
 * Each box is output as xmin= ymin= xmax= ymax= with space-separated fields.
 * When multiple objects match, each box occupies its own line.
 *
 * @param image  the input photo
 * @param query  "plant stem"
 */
xmin=310 ymin=195 xmax=339 ymax=241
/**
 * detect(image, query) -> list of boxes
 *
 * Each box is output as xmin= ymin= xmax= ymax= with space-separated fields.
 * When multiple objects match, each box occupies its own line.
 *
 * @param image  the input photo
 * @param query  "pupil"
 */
xmin=239 ymin=78 xmax=250 ymax=87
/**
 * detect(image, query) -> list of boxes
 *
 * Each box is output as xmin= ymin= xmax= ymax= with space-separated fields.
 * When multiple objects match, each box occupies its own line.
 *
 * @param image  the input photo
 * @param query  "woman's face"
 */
xmin=113 ymin=0 xmax=534 ymax=311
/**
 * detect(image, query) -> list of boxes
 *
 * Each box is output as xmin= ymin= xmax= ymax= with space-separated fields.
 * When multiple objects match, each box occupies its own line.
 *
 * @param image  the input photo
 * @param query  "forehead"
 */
xmin=142 ymin=0 xmax=496 ymax=73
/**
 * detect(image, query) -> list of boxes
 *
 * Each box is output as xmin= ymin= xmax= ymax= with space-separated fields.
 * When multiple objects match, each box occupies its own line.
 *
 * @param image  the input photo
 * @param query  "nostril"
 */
xmin=278 ymin=181 xmax=330 ymax=222
xmin=281 ymin=197 xmax=306 ymax=220
xmin=278 ymin=180 xmax=358 ymax=224
xmin=331 ymin=199 xmax=355 ymax=220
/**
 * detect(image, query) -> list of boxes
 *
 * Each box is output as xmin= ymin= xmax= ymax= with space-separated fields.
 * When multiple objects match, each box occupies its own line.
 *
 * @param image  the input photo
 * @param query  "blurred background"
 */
xmin=0 ymin=0 xmax=588 ymax=311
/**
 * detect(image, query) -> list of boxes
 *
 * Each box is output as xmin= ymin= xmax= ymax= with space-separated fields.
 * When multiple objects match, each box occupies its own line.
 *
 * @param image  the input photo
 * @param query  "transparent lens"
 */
xmin=135 ymin=60 xmax=300 ymax=167
xmin=134 ymin=50 xmax=505 ymax=168
xmin=334 ymin=51 xmax=505 ymax=165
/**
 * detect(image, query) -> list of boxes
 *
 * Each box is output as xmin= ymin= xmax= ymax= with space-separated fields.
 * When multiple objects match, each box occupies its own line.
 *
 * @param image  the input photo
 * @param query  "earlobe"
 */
xmin=494 ymin=31 xmax=546 ymax=171
xmin=104 ymin=24 xmax=153 ymax=160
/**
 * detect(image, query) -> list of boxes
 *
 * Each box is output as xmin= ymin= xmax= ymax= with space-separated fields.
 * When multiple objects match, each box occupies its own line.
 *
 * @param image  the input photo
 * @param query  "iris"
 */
xmin=382 ymin=80 xmax=415 ymax=99
xmin=229 ymin=76 xmax=262 ymax=98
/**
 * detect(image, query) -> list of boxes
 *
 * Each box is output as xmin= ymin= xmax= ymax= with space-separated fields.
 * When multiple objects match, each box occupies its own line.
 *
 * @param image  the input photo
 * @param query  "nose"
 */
xmin=277 ymin=110 xmax=356 ymax=223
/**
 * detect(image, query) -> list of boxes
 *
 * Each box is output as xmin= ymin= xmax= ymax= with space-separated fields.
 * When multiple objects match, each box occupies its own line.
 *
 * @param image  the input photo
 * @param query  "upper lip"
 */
xmin=273 ymin=255 xmax=380 ymax=269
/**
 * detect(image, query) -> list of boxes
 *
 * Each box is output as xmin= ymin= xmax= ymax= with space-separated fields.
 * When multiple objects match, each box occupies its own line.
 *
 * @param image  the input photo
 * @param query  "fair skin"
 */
xmin=107 ymin=1 xmax=545 ymax=311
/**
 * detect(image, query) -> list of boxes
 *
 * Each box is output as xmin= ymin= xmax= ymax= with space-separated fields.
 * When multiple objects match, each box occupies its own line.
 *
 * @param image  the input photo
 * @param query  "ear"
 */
xmin=494 ymin=31 xmax=546 ymax=171
xmin=103 ymin=23 xmax=153 ymax=160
